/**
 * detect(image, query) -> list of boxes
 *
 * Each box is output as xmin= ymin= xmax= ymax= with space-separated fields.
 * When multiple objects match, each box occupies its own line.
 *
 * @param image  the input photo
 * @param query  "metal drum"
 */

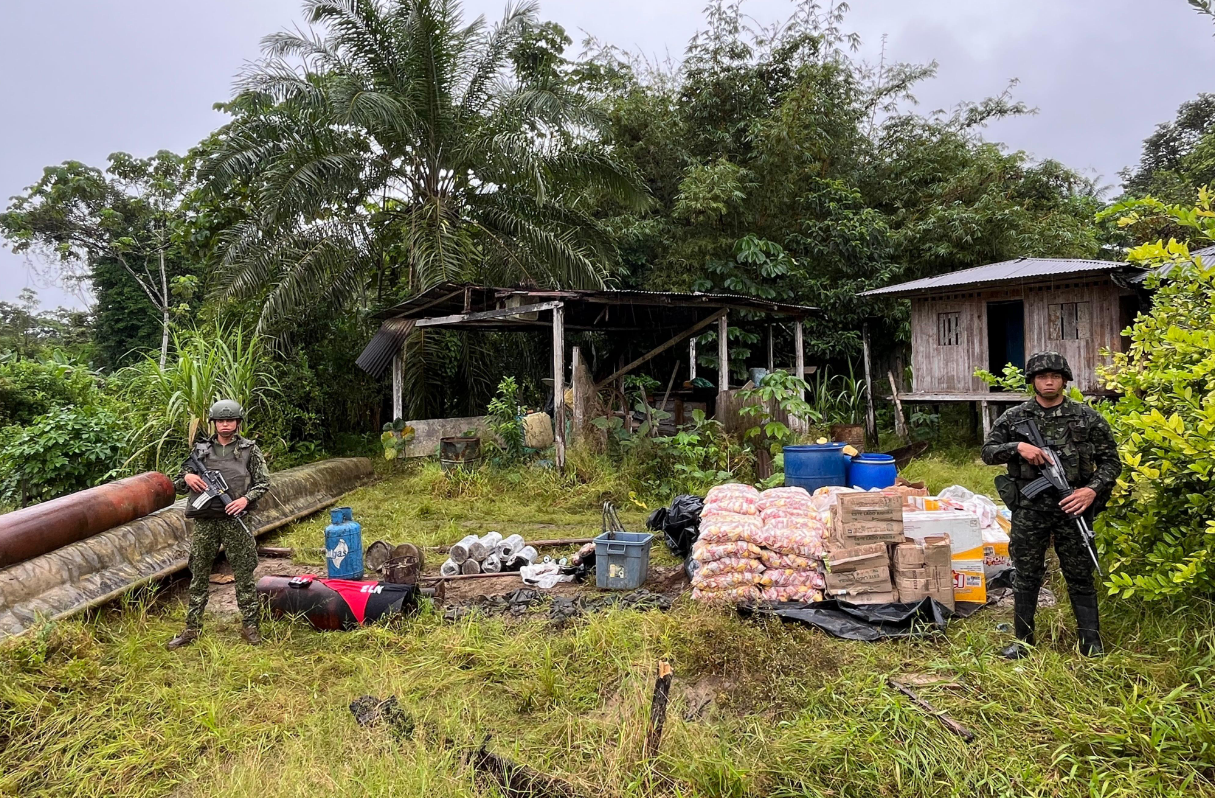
xmin=439 ymin=436 xmax=482 ymax=471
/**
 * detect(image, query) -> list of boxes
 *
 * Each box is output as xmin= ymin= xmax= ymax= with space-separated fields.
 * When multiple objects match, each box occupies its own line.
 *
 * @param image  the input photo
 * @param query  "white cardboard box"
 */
xmin=902 ymin=510 xmax=983 ymax=559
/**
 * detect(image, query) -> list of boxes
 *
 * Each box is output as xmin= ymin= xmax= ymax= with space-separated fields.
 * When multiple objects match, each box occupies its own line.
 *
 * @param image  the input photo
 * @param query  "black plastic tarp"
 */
xmin=741 ymin=597 xmax=986 ymax=641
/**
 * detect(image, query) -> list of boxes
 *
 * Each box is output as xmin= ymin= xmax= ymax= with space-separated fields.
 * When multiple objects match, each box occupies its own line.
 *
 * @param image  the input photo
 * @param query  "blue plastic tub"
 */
xmin=594 ymin=531 xmax=654 ymax=590
xmin=324 ymin=506 xmax=364 ymax=579
xmin=850 ymin=453 xmax=898 ymax=490
xmin=783 ymin=443 xmax=849 ymax=492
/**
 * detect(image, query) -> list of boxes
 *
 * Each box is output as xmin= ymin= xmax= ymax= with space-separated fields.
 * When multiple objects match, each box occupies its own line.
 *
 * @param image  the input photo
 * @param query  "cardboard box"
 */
xmin=892 ymin=542 xmax=926 ymax=570
xmin=825 ymin=542 xmax=888 ymax=572
xmin=929 ymin=587 xmax=956 ymax=611
xmin=824 ymin=566 xmax=891 ymax=594
xmin=836 ymin=492 xmax=903 ymax=523
xmin=907 ymin=495 xmax=943 ymax=511
xmin=950 ymin=559 xmax=987 ymax=603
xmin=831 ymin=515 xmax=905 ymax=546
xmin=922 ymin=536 xmax=953 ymax=569
xmin=847 ymin=590 xmax=900 ymax=605
xmin=895 ymin=576 xmax=931 ymax=603
xmin=902 ymin=510 xmax=984 ymax=560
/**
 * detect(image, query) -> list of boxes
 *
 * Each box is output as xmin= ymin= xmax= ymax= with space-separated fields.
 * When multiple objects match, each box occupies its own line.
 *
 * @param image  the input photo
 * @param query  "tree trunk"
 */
xmin=158 ymin=249 xmax=170 ymax=369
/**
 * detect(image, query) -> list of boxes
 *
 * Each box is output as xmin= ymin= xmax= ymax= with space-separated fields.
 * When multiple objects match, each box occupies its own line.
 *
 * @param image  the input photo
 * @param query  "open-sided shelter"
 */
xmin=861 ymin=257 xmax=1148 ymax=432
xmin=356 ymin=284 xmax=817 ymax=468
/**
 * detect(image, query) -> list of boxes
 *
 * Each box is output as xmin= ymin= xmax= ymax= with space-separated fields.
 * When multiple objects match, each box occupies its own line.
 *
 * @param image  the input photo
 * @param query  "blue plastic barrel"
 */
xmin=850 ymin=453 xmax=898 ymax=490
xmin=324 ymin=506 xmax=364 ymax=579
xmin=783 ymin=443 xmax=849 ymax=492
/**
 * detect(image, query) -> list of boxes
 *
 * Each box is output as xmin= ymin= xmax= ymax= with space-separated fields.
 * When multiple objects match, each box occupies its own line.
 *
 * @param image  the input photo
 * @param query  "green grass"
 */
xmin=2 ymin=453 xmax=1214 ymax=798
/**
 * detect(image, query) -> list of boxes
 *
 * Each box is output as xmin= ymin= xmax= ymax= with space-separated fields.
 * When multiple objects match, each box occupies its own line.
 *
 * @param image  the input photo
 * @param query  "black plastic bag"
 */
xmin=646 ymin=494 xmax=704 ymax=558
xmin=741 ymin=597 xmax=955 ymax=642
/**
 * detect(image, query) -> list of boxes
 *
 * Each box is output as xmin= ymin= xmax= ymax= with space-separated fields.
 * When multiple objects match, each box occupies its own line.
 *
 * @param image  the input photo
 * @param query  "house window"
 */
xmin=937 ymin=312 xmax=961 ymax=346
xmin=1048 ymin=302 xmax=1091 ymax=340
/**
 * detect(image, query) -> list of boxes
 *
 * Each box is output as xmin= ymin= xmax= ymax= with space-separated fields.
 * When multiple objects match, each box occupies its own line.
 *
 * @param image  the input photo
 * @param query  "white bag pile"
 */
xmin=691 ymin=484 xmax=764 ymax=604
xmin=691 ymin=484 xmax=827 ymax=605
xmin=754 ymin=487 xmax=826 ymax=603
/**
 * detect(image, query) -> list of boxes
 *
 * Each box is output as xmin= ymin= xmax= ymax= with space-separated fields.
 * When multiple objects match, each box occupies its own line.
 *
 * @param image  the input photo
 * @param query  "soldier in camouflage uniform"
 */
xmin=166 ymin=400 xmax=271 ymax=650
xmin=981 ymin=352 xmax=1121 ymax=659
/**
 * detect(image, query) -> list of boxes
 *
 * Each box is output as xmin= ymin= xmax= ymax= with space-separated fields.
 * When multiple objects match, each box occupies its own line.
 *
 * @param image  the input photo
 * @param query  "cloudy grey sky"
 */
xmin=2 ymin=0 xmax=1213 ymax=309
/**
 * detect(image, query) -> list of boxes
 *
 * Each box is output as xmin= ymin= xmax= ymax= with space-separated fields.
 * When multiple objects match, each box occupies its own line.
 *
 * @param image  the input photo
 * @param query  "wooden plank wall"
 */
xmin=909 ymin=278 xmax=1134 ymax=396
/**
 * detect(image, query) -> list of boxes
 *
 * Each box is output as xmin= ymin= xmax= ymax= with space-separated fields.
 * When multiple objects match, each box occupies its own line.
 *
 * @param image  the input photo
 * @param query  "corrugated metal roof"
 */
xmin=355 ymin=318 xmax=415 ymax=379
xmin=1125 ymin=244 xmax=1215 ymax=284
xmin=860 ymin=258 xmax=1135 ymax=298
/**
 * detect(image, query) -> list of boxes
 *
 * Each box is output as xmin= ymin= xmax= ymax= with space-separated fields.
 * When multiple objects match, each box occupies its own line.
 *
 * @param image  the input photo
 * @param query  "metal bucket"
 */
xmin=439 ymin=436 xmax=482 ymax=471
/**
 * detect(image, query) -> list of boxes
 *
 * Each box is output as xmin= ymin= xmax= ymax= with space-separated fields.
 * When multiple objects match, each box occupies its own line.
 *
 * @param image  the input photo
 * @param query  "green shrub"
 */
xmin=0 ymin=355 xmax=105 ymax=427
xmin=0 ymin=407 xmax=124 ymax=505
xmin=1096 ymin=223 xmax=1215 ymax=598
xmin=486 ymin=376 xmax=526 ymax=464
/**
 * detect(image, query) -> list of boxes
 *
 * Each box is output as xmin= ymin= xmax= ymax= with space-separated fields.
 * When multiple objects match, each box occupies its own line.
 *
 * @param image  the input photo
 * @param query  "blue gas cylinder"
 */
xmin=324 ymin=506 xmax=363 ymax=579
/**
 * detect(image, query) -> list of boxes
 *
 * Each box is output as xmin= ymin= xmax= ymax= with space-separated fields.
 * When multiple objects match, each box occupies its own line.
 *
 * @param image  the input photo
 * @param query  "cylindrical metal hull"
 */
xmin=0 ymin=472 xmax=176 ymax=569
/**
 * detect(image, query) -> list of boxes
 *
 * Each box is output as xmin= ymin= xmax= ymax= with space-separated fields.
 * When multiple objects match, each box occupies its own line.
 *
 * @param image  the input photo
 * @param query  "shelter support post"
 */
xmin=862 ymin=320 xmax=878 ymax=445
xmin=980 ymin=400 xmax=992 ymax=438
xmin=553 ymin=303 xmax=565 ymax=470
xmin=571 ymin=346 xmax=583 ymax=445
xmin=794 ymin=321 xmax=805 ymax=399
xmin=689 ymin=337 xmax=697 ymax=381
xmin=391 ymin=343 xmax=404 ymax=422
xmin=767 ymin=325 xmax=775 ymax=372
xmin=718 ymin=313 xmax=729 ymax=394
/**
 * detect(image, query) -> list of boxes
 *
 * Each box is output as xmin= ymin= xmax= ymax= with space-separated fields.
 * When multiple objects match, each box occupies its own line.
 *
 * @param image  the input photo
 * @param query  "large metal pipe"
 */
xmin=0 ymin=472 xmax=175 ymax=569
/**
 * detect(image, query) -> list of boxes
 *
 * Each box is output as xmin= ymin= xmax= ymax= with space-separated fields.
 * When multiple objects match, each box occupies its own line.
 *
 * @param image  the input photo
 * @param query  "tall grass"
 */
xmin=121 ymin=325 xmax=278 ymax=469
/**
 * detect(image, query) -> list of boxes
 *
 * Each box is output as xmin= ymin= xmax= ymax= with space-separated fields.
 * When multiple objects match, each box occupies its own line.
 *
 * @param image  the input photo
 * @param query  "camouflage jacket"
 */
xmin=981 ymin=397 xmax=1121 ymax=511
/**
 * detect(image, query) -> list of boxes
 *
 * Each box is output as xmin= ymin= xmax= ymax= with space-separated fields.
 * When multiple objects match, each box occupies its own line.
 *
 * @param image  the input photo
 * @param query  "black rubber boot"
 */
xmin=1071 ymin=592 xmax=1104 ymax=657
xmin=166 ymin=628 xmax=200 ymax=651
xmin=241 ymin=625 xmax=263 ymax=646
xmin=1001 ymin=590 xmax=1037 ymax=660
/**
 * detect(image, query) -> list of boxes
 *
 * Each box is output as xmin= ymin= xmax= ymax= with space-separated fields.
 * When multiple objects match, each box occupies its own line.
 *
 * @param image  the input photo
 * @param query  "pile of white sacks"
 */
xmin=690 ymin=484 xmax=828 ymax=604
xmin=440 ymin=532 xmax=537 ymax=576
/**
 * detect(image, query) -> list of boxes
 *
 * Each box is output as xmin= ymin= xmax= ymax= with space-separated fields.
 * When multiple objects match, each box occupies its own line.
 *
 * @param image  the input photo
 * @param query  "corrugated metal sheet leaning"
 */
xmin=0 ymin=457 xmax=374 ymax=639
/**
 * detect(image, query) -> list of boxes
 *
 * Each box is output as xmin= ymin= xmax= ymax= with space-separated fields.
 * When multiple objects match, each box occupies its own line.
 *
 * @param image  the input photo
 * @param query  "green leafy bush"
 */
xmin=0 ymin=407 xmax=124 ymax=506
xmin=1096 ymin=198 xmax=1215 ymax=599
xmin=0 ymin=354 xmax=105 ymax=427
xmin=486 ymin=376 xmax=526 ymax=463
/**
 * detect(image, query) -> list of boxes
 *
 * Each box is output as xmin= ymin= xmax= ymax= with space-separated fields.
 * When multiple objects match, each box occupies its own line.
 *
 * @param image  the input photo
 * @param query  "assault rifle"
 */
xmin=187 ymin=449 xmax=254 ymax=539
xmin=1015 ymin=418 xmax=1102 ymax=575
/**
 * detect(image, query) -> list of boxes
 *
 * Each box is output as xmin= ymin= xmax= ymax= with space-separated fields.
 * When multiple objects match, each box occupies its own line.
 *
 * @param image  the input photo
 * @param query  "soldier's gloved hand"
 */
xmin=225 ymin=497 xmax=250 ymax=516
xmin=184 ymin=473 xmax=208 ymax=492
xmin=1060 ymin=487 xmax=1096 ymax=516
xmin=1016 ymin=442 xmax=1048 ymax=465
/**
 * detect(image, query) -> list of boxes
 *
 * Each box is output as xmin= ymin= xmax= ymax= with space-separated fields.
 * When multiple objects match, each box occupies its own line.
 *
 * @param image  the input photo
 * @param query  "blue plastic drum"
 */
xmin=849 ymin=453 xmax=898 ymax=490
xmin=783 ymin=443 xmax=849 ymax=492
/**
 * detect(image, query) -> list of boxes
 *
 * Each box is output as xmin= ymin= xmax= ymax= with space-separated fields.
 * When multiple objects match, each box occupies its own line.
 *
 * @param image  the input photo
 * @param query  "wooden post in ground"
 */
xmin=794 ymin=320 xmax=805 ymax=400
xmin=689 ymin=337 xmax=697 ymax=380
xmin=552 ymin=303 xmax=565 ymax=470
xmin=862 ymin=320 xmax=878 ymax=446
xmin=767 ymin=324 xmax=775 ymax=372
xmin=571 ymin=346 xmax=584 ymax=446
xmin=888 ymin=370 xmax=909 ymax=440
xmin=644 ymin=660 xmax=674 ymax=760
xmin=718 ymin=313 xmax=729 ymax=394
xmin=391 ymin=342 xmax=404 ymax=422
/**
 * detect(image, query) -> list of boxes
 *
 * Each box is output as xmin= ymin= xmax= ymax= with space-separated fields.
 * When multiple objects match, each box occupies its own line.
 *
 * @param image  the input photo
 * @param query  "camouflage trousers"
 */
xmin=1008 ymin=507 xmax=1096 ymax=599
xmin=185 ymin=516 xmax=260 ymax=629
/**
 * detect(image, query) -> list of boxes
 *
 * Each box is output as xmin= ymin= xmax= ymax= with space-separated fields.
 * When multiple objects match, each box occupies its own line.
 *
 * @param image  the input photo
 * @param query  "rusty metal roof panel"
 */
xmin=861 ymin=258 xmax=1135 ymax=298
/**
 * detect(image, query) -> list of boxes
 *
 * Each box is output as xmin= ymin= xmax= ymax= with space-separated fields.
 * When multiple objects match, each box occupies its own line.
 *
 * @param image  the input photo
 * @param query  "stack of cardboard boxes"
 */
xmin=822 ymin=488 xmax=986 ymax=607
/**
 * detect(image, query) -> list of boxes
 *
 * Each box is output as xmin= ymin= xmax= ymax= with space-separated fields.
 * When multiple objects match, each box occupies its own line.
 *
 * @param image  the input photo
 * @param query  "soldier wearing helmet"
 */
xmin=166 ymin=399 xmax=271 ymax=650
xmin=982 ymin=351 xmax=1120 ymax=659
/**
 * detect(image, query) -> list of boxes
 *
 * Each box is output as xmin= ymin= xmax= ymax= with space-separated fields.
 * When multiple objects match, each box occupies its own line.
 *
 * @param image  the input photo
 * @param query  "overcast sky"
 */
xmin=2 ymin=0 xmax=1213 ymax=309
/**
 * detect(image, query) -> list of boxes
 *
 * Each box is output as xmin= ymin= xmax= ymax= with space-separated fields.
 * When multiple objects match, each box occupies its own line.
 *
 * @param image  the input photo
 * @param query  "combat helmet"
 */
xmin=1024 ymin=351 xmax=1073 ymax=382
xmin=208 ymin=399 xmax=245 ymax=421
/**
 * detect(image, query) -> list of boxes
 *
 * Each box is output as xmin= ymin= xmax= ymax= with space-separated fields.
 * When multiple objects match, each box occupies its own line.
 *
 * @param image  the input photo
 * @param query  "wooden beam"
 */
xmin=888 ymin=370 xmax=909 ymax=440
xmin=718 ymin=313 xmax=729 ymax=393
xmin=571 ymin=346 xmax=583 ymax=446
xmin=794 ymin=321 xmax=805 ymax=399
xmin=391 ymin=343 xmax=404 ymax=422
xmin=414 ymin=301 xmax=562 ymax=328
xmin=594 ymin=309 xmax=726 ymax=390
xmin=862 ymin=320 xmax=878 ymax=445
xmin=689 ymin=337 xmax=697 ymax=380
xmin=767 ymin=325 xmax=775 ymax=372
xmin=553 ymin=303 xmax=565 ymax=471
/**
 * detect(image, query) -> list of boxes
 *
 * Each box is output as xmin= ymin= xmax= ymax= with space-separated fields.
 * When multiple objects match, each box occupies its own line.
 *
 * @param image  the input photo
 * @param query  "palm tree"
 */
xmin=204 ymin=0 xmax=646 ymax=335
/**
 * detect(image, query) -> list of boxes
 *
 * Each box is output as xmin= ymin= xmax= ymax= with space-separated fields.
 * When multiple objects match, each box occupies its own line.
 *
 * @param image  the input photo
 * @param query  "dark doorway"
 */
xmin=1118 ymin=294 xmax=1141 ymax=352
xmin=987 ymin=300 xmax=1025 ymax=385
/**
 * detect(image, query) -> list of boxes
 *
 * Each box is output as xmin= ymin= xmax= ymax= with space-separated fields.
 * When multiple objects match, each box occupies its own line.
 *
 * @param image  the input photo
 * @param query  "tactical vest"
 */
xmin=1004 ymin=400 xmax=1099 ymax=509
xmin=185 ymin=437 xmax=256 ymax=519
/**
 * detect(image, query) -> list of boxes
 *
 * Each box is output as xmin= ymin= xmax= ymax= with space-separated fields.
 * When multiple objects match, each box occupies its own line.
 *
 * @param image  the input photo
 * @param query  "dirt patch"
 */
xmin=203 ymin=557 xmax=316 ymax=620
xmin=679 ymin=674 xmax=734 ymax=721
xmin=429 ymin=563 xmax=688 ymax=606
